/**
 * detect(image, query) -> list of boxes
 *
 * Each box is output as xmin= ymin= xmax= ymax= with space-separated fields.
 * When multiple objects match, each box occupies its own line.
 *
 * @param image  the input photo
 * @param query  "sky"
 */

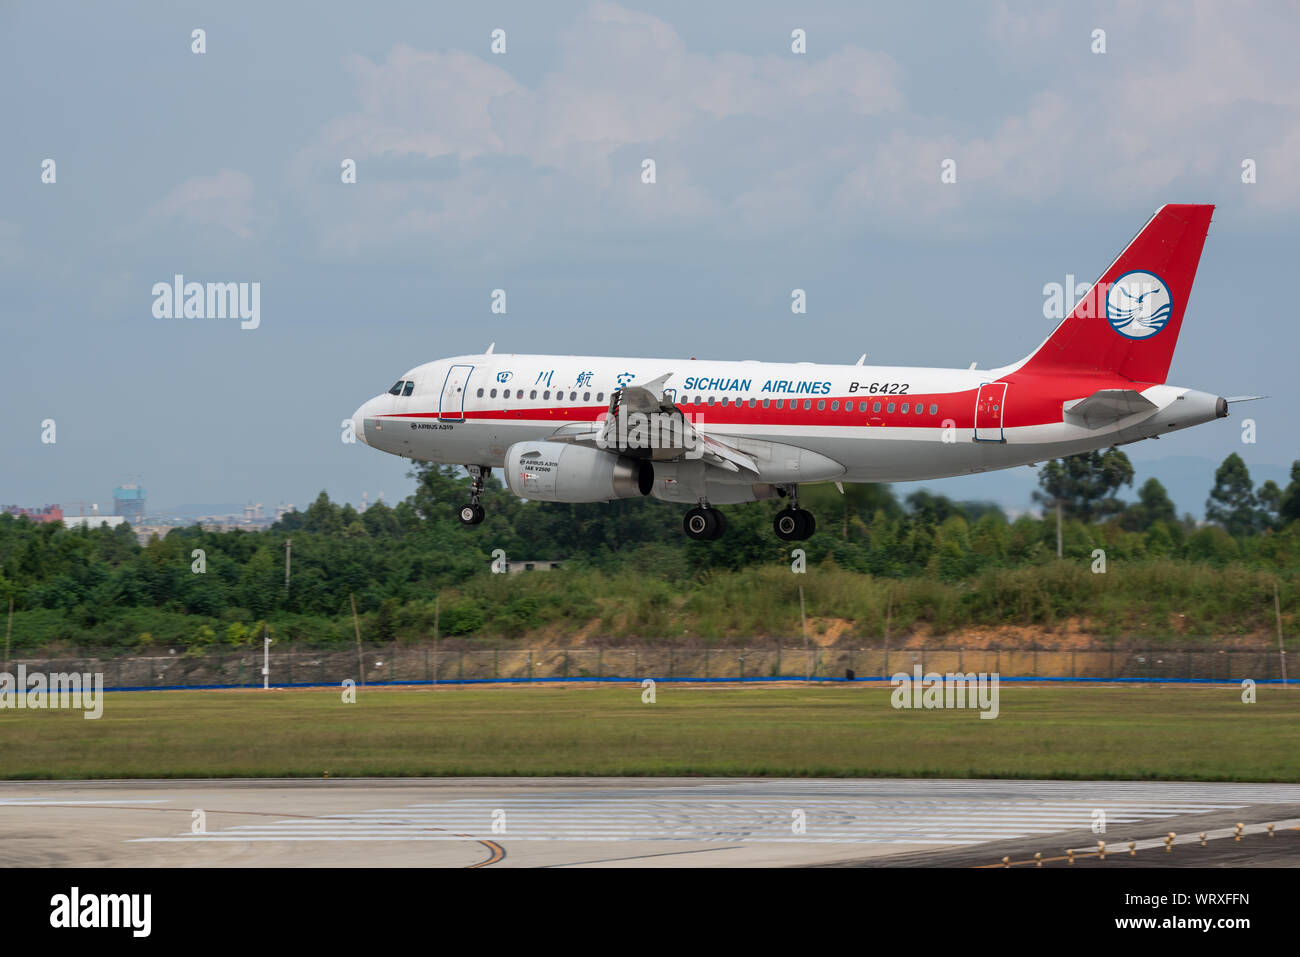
xmin=1 ymin=1 xmax=1296 ymax=518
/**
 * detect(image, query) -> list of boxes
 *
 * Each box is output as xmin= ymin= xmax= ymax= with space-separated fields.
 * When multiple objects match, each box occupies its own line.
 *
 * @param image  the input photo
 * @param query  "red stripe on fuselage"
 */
xmin=378 ymin=374 xmax=1148 ymax=431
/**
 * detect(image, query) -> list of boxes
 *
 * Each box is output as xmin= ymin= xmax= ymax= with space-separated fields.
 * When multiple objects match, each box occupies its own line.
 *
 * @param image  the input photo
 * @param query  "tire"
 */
xmin=797 ymin=509 xmax=815 ymax=539
xmin=774 ymin=508 xmax=801 ymax=541
xmin=458 ymin=504 xmax=478 ymax=525
xmin=706 ymin=508 xmax=727 ymax=540
xmin=683 ymin=507 xmax=712 ymax=540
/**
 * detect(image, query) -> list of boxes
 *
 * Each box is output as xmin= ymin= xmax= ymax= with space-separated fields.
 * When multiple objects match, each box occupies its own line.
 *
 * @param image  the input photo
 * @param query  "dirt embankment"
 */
xmin=516 ymin=616 xmax=1279 ymax=651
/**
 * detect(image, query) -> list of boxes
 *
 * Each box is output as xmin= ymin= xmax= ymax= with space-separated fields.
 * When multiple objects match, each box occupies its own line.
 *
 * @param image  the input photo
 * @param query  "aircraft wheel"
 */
xmin=684 ymin=507 xmax=725 ymax=541
xmin=774 ymin=508 xmax=802 ymax=541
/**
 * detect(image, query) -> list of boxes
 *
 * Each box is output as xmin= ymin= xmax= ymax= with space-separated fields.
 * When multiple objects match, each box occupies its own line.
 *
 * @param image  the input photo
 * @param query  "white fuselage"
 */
xmin=351 ymin=353 xmax=1226 ymax=486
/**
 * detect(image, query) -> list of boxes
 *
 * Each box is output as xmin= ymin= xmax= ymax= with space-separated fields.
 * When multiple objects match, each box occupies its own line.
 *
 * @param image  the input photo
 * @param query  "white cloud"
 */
xmin=147 ymin=169 xmax=261 ymax=240
xmin=292 ymin=0 xmax=1300 ymax=261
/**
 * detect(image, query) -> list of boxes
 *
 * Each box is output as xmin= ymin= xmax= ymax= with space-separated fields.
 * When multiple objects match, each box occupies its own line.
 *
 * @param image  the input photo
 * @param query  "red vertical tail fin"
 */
xmin=1016 ymin=204 xmax=1213 ymax=384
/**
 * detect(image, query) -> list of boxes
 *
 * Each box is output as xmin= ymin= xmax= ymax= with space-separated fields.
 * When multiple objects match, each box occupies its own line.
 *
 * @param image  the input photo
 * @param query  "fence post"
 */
xmin=705 ymin=647 xmax=709 ymax=680
xmin=149 ymin=657 xmax=154 ymax=686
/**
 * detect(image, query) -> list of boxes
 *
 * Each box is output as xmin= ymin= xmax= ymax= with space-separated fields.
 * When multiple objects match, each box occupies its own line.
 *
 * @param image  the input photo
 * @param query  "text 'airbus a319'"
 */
xmin=352 ymin=204 xmax=1246 ymax=542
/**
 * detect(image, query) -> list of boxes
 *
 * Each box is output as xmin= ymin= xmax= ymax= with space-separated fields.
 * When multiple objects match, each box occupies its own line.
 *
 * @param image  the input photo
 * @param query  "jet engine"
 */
xmin=504 ymin=442 xmax=654 ymax=503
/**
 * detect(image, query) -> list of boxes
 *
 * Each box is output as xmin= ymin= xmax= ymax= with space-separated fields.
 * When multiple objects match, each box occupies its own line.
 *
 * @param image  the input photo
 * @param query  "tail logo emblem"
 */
xmin=1106 ymin=270 xmax=1173 ymax=340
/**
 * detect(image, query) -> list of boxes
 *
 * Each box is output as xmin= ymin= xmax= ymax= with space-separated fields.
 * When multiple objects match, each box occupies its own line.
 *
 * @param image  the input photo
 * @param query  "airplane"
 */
xmin=351 ymin=203 xmax=1242 ymax=541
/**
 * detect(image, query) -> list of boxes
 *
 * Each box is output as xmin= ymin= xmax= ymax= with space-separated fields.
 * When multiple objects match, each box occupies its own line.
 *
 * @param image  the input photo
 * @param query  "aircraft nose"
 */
xmin=351 ymin=403 xmax=369 ymax=446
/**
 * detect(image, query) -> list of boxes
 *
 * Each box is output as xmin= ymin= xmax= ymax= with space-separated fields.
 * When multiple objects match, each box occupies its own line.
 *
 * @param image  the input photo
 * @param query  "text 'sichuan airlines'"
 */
xmin=352 ymin=204 xmax=1244 ymax=541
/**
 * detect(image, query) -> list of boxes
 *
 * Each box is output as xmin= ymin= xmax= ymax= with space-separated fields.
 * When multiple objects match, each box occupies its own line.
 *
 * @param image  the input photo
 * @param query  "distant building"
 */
xmin=63 ymin=515 xmax=127 ymax=530
xmin=114 ymin=484 xmax=146 ymax=523
xmin=3 ymin=505 xmax=63 ymax=524
xmin=494 ymin=558 xmax=566 ymax=575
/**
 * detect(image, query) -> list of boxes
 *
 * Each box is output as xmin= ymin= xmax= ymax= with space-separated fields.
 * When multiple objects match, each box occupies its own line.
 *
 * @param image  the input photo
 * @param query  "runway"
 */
xmin=1 ymin=778 xmax=1297 ymax=867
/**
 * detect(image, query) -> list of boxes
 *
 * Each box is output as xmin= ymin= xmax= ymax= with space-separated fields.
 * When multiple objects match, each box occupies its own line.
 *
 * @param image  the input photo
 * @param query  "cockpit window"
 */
xmin=402 ymin=381 xmax=415 ymax=397
xmin=388 ymin=381 xmax=404 ymax=395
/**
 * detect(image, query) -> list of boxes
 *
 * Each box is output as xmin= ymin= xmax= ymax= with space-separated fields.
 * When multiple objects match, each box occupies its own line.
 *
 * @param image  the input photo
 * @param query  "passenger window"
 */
xmin=817 ymin=400 xmax=825 ymax=410
xmin=803 ymin=400 xmax=812 ymax=410
xmin=491 ymin=388 xmax=498 ymax=398
xmin=762 ymin=398 xmax=770 ymax=408
xmin=901 ymin=403 xmax=909 ymax=413
xmin=530 ymin=390 xmax=537 ymax=400
xmin=929 ymin=403 xmax=938 ymax=414
xmin=831 ymin=401 xmax=839 ymax=411
xmin=402 ymin=381 xmax=414 ymax=396
xmin=583 ymin=392 xmax=591 ymax=402
xmin=477 ymin=388 xmax=484 ymax=398
xmin=543 ymin=390 xmax=551 ymax=400
xmin=708 ymin=397 xmax=716 ymax=406
xmin=873 ymin=402 xmax=881 ymax=412
xmin=597 ymin=392 xmax=604 ymax=402
xmin=721 ymin=397 xmax=729 ymax=407
xmin=517 ymin=389 xmax=524 ymax=399
xmin=887 ymin=402 xmax=895 ymax=413
xmin=748 ymin=398 xmax=756 ymax=408
xmin=570 ymin=391 xmax=577 ymax=401
xmin=860 ymin=401 xmax=869 ymax=412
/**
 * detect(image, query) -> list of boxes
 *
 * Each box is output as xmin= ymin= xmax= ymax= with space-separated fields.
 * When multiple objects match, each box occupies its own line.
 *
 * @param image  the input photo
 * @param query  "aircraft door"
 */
xmin=974 ymin=382 xmax=1007 ymax=442
xmin=439 ymin=364 xmax=474 ymax=422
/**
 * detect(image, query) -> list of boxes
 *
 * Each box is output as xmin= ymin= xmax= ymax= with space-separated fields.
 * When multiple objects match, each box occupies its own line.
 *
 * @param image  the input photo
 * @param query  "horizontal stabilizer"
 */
xmin=1063 ymin=389 xmax=1158 ymax=429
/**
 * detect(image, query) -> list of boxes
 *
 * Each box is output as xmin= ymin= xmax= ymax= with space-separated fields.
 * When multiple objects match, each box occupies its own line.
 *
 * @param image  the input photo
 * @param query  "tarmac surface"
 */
xmin=1 ymin=777 xmax=1297 ymax=868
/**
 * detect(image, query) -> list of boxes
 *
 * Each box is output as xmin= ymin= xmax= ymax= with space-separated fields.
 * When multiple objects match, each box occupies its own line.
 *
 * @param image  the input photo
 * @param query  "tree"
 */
xmin=1032 ymin=448 xmax=1135 ymax=523
xmin=1206 ymin=453 xmax=1261 ymax=536
xmin=1279 ymin=460 xmax=1300 ymax=527
xmin=1120 ymin=477 xmax=1177 ymax=531
xmin=1257 ymin=480 xmax=1283 ymax=532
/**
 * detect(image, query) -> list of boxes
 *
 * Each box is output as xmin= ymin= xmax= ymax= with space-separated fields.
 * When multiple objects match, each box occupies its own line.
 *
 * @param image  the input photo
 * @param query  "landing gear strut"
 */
xmin=458 ymin=465 xmax=489 ymax=526
xmin=774 ymin=485 xmax=815 ymax=541
xmin=683 ymin=502 xmax=727 ymax=541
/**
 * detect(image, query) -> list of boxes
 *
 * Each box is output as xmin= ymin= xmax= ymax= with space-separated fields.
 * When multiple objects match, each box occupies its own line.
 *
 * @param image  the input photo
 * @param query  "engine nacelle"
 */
xmin=504 ymin=441 xmax=654 ymax=503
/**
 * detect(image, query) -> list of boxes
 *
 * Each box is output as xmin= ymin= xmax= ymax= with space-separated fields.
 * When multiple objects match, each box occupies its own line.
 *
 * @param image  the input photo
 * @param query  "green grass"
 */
xmin=2 ymin=684 xmax=1297 ymax=781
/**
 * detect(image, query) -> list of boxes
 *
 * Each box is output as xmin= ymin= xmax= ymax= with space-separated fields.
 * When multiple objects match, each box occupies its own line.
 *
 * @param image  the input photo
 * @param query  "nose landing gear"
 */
xmin=457 ymin=465 xmax=489 ymax=526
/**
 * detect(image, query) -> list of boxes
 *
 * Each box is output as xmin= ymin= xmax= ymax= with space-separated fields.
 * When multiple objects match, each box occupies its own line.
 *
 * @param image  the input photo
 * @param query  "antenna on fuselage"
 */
xmin=855 ymin=354 xmax=865 ymax=366
xmin=485 ymin=342 xmax=496 ymax=355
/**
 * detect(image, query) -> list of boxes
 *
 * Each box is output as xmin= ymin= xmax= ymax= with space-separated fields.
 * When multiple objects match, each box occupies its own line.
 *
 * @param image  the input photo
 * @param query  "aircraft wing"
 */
xmin=1062 ymin=389 xmax=1159 ymax=429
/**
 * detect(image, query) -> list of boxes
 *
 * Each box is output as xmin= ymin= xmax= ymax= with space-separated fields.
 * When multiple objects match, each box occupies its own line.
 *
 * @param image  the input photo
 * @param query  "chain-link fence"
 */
xmin=0 ymin=646 xmax=1290 ymax=688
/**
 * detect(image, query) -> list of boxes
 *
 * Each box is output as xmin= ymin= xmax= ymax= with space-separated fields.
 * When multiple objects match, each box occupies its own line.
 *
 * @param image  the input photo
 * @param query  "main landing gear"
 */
xmin=773 ymin=485 xmax=815 ymax=541
xmin=683 ymin=503 xmax=727 ymax=541
xmin=457 ymin=465 xmax=489 ymax=525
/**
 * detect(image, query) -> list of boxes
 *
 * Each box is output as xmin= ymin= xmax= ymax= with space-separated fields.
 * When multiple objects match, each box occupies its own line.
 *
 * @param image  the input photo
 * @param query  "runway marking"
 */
xmin=0 ymin=799 xmax=172 ymax=806
xmin=127 ymin=796 xmax=1248 ymax=847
